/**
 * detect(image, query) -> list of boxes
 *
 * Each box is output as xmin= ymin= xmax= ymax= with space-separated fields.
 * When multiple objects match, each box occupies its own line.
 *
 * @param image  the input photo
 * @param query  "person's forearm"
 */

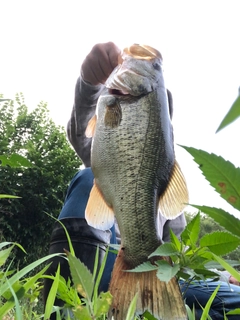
xmin=67 ymin=76 xmax=105 ymax=167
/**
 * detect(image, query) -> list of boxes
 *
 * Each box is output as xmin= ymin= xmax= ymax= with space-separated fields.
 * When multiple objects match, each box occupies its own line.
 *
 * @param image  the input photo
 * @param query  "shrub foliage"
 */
xmin=0 ymin=94 xmax=82 ymax=267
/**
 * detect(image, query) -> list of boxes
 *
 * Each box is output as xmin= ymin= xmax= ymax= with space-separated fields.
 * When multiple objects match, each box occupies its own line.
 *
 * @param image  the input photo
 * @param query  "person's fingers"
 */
xmin=81 ymin=42 xmax=121 ymax=85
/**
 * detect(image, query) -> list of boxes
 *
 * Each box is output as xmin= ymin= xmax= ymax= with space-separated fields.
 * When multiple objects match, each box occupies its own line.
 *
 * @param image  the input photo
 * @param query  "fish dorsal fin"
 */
xmin=85 ymin=181 xmax=115 ymax=230
xmin=85 ymin=114 xmax=97 ymax=138
xmin=159 ymin=160 xmax=189 ymax=219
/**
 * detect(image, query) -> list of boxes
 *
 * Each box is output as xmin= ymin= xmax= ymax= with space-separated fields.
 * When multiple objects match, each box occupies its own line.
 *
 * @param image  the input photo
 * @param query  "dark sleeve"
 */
xmin=67 ymin=76 xmax=107 ymax=167
xmin=162 ymin=213 xmax=186 ymax=242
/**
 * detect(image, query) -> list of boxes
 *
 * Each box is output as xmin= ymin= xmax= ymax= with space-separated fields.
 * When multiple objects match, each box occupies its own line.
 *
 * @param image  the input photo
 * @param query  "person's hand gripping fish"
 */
xmin=81 ymin=42 xmax=121 ymax=85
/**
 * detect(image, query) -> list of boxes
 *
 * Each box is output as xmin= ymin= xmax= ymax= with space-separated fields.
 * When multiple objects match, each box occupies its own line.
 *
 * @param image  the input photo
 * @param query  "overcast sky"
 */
xmin=1 ymin=0 xmax=240 ymax=217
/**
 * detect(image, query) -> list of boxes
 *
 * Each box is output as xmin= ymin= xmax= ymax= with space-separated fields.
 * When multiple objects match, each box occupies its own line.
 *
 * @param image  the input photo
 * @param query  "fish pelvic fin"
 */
xmin=85 ymin=181 xmax=115 ymax=230
xmin=108 ymin=249 xmax=187 ymax=320
xmin=85 ymin=114 xmax=97 ymax=138
xmin=159 ymin=160 xmax=189 ymax=219
xmin=104 ymin=99 xmax=122 ymax=128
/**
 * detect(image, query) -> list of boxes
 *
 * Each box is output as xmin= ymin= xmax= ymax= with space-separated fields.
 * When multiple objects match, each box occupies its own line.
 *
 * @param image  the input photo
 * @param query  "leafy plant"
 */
xmin=0 ymin=94 xmax=82 ymax=267
xmin=0 ymin=241 xmax=62 ymax=319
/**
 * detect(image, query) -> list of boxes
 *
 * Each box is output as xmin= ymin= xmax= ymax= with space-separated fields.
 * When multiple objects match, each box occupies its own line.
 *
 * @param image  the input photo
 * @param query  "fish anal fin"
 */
xmin=85 ymin=182 xmax=114 ymax=230
xmin=108 ymin=250 xmax=187 ymax=319
xmin=159 ymin=160 xmax=189 ymax=219
xmin=104 ymin=99 xmax=122 ymax=128
xmin=85 ymin=114 xmax=97 ymax=138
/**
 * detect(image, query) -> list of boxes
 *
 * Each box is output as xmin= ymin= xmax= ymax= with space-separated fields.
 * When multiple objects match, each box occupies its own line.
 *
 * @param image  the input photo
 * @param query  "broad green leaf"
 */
xmin=190 ymin=205 xmax=240 ymax=238
xmin=156 ymin=260 xmax=180 ymax=282
xmin=200 ymin=231 xmax=240 ymax=255
xmin=94 ymin=291 xmax=112 ymax=317
xmin=227 ymin=308 xmax=240 ymax=315
xmin=216 ymin=94 xmax=240 ymax=133
xmin=128 ymin=261 xmax=158 ymax=273
xmin=149 ymin=243 xmax=179 ymax=258
xmin=169 ymin=229 xmax=181 ymax=251
xmin=142 ymin=310 xmax=158 ymax=319
xmin=73 ymin=305 xmax=92 ymax=320
xmin=181 ymin=146 xmax=240 ymax=210
xmin=66 ymin=250 xmax=94 ymax=301
xmin=126 ymin=292 xmax=138 ymax=320
xmin=181 ymin=212 xmax=200 ymax=246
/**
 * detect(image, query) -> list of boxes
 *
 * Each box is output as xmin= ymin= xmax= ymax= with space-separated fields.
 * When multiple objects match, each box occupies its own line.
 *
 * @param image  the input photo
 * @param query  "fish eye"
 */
xmin=152 ymin=62 xmax=161 ymax=71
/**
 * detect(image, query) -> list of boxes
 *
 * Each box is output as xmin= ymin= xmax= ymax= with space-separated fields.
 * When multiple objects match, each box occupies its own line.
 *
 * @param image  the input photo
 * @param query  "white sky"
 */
xmin=1 ymin=0 xmax=240 ymax=217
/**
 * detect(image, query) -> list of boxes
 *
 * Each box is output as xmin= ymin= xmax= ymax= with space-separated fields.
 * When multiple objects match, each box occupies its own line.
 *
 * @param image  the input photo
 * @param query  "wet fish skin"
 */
xmin=85 ymin=44 xmax=188 ymax=320
xmin=87 ymin=46 xmax=182 ymax=267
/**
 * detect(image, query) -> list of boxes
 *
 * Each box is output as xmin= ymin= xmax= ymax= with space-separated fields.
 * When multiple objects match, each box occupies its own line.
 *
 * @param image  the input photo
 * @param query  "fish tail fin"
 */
xmin=108 ymin=250 xmax=187 ymax=320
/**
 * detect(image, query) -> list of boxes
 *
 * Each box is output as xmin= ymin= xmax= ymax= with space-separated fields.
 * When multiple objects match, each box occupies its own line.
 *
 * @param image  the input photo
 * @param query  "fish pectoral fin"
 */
xmin=85 ymin=114 xmax=97 ymax=138
xmin=104 ymin=100 xmax=122 ymax=128
xmin=159 ymin=160 xmax=189 ymax=219
xmin=85 ymin=182 xmax=115 ymax=230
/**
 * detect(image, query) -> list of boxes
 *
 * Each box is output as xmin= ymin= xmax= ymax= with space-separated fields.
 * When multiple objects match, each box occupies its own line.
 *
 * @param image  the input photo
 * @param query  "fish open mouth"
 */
xmin=108 ymin=88 xmax=130 ymax=96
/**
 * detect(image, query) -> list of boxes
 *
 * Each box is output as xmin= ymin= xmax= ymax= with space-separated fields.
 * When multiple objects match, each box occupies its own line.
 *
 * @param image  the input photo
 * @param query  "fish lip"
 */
xmin=108 ymin=88 xmax=130 ymax=96
xmin=107 ymin=88 xmax=150 ymax=99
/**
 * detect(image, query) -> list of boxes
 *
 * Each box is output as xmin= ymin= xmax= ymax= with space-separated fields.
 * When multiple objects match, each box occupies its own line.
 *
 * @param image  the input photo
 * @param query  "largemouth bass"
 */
xmin=85 ymin=44 xmax=188 ymax=319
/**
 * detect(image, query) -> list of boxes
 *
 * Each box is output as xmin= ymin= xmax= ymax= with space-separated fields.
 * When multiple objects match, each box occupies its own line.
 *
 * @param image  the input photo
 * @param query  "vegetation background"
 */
xmin=0 ymin=94 xmax=81 ymax=268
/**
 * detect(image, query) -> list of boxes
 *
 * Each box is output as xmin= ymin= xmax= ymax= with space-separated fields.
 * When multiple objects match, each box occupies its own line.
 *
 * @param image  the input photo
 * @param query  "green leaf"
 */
xmin=227 ymin=308 xmax=240 ymax=316
xmin=156 ymin=260 xmax=180 ymax=282
xmin=212 ymin=254 xmax=240 ymax=283
xmin=181 ymin=146 xmax=240 ymax=210
xmin=142 ymin=310 xmax=158 ymax=319
xmin=169 ymin=229 xmax=181 ymax=251
xmin=185 ymin=304 xmax=196 ymax=320
xmin=190 ymin=205 xmax=240 ymax=238
xmin=66 ymin=251 xmax=94 ymax=301
xmin=128 ymin=261 xmax=158 ymax=273
xmin=44 ymin=264 xmax=60 ymax=320
xmin=0 ymin=264 xmax=50 ymax=318
xmin=205 ymin=259 xmax=240 ymax=269
xmin=0 ymin=245 xmax=15 ymax=266
xmin=0 ymin=252 xmax=62 ymax=298
xmin=181 ymin=212 xmax=200 ymax=246
xmin=7 ymin=281 xmax=23 ymax=320
xmin=216 ymin=94 xmax=240 ymax=133
xmin=0 ymin=194 xmax=20 ymax=198
xmin=200 ymin=231 xmax=240 ymax=255
xmin=73 ymin=305 xmax=92 ymax=320
xmin=126 ymin=292 xmax=138 ymax=320
xmin=200 ymin=284 xmax=220 ymax=319
xmin=94 ymin=291 xmax=112 ymax=317
xmin=149 ymin=243 xmax=179 ymax=258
